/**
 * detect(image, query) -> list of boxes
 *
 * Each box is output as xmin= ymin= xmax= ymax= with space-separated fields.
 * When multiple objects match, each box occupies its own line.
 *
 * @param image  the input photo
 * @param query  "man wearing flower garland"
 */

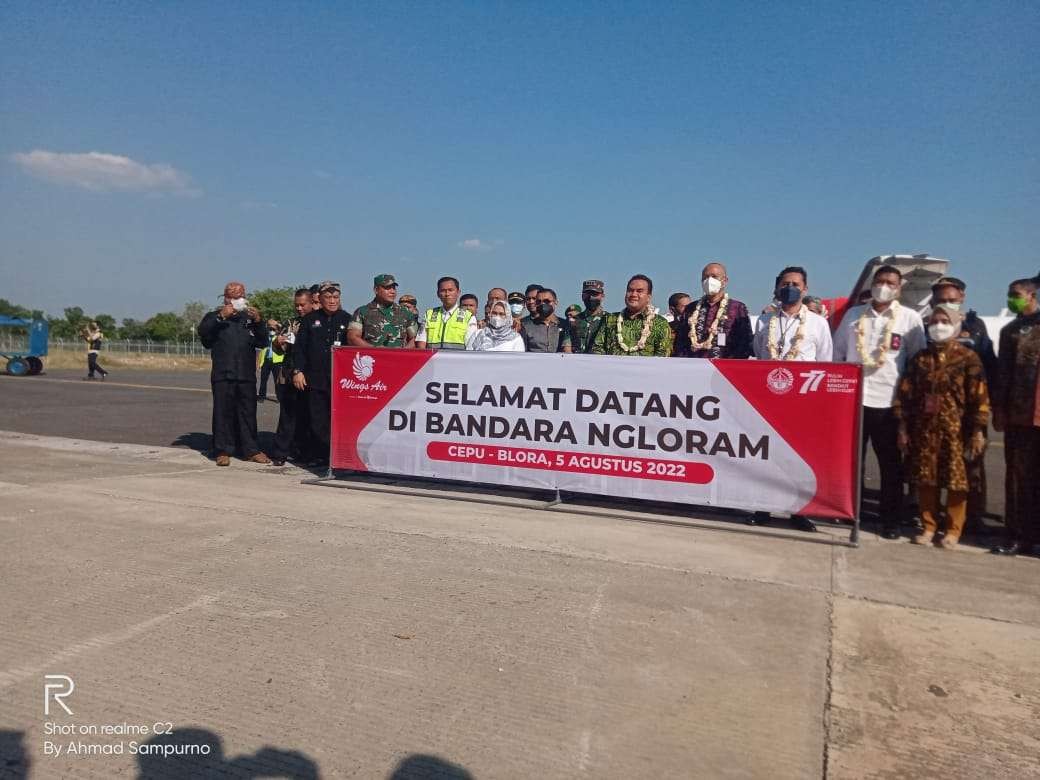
xmin=591 ymin=275 xmax=673 ymax=357
xmin=834 ymin=264 xmax=927 ymax=539
xmin=674 ymin=262 xmax=754 ymax=359
xmin=749 ymin=266 xmax=833 ymax=532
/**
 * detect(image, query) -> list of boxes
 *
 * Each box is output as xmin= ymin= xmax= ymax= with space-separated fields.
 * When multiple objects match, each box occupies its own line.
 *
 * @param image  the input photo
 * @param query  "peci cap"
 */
xmin=507 ymin=291 xmax=525 ymax=303
xmin=318 ymin=280 xmax=341 ymax=293
xmin=931 ymin=276 xmax=966 ymax=293
xmin=582 ymin=279 xmax=605 ymax=293
xmin=374 ymin=273 xmax=398 ymax=288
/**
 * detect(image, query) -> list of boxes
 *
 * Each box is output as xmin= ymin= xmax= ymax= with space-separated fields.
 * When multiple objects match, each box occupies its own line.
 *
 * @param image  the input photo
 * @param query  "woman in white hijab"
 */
xmin=468 ymin=300 xmax=525 ymax=352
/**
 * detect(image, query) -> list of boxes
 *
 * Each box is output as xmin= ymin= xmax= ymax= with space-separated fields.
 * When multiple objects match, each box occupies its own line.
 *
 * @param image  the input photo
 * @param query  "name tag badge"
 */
xmin=890 ymin=333 xmax=902 ymax=350
xmin=717 ymin=332 xmax=727 ymax=347
xmin=312 ymin=320 xmax=322 ymax=327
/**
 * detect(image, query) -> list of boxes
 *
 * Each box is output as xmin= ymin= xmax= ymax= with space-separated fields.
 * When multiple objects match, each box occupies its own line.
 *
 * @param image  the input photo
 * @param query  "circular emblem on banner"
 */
xmin=352 ymin=353 xmax=375 ymax=381
xmin=766 ymin=367 xmax=795 ymax=395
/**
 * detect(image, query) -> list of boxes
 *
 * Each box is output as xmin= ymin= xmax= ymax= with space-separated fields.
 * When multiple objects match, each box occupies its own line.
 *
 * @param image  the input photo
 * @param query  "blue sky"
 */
xmin=2 ymin=1 xmax=1037 ymax=321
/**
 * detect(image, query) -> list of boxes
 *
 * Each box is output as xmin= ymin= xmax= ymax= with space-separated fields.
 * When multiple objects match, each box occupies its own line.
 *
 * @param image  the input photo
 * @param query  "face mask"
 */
xmin=777 ymin=286 xmax=802 ymax=306
xmin=1008 ymin=296 xmax=1030 ymax=315
xmin=702 ymin=277 xmax=723 ymax=296
xmin=871 ymin=284 xmax=898 ymax=304
xmin=509 ymin=303 xmax=524 ymax=316
xmin=231 ymin=297 xmax=247 ymax=311
xmin=537 ymin=302 xmax=554 ymax=318
xmin=928 ymin=322 xmax=957 ymax=342
xmin=489 ymin=315 xmax=508 ymax=328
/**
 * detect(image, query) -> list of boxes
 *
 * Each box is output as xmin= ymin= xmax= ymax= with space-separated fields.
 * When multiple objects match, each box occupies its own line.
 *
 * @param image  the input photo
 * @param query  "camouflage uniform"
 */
xmin=562 ymin=307 xmax=607 ymax=353
xmin=348 ymin=301 xmax=418 ymax=347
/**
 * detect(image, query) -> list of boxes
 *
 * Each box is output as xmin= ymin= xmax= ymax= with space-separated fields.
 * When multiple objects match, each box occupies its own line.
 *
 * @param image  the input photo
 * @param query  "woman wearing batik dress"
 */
xmin=894 ymin=304 xmax=990 ymax=548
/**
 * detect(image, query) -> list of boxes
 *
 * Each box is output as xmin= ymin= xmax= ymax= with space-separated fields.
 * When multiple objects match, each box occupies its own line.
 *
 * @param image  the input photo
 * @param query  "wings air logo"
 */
xmin=353 ymin=353 xmax=375 ymax=381
xmin=340 ymin=353 xmax=387 ymax=395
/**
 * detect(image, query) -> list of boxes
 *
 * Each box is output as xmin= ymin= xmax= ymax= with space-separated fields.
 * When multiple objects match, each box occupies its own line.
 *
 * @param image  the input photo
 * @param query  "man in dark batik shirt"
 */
xmin=673 ymin=262 xmax=754 ymax=359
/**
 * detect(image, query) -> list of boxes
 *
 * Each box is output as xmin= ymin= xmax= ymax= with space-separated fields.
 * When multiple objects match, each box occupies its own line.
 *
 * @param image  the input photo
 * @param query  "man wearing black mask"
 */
xmin=562 ymin=280 xmax=607 ymax=354
xmin=291 ymin=281 xmax=352 ymax=468
xmin=520 ymin=287 xmax=567 ymax=352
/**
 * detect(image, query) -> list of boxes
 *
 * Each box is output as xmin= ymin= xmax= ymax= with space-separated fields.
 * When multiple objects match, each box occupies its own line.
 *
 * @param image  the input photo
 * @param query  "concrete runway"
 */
xmin=0 ymin=432 xmax=1037 ymax=779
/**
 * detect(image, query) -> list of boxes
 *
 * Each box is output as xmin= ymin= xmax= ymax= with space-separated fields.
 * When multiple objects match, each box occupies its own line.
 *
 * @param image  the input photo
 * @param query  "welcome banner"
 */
xmin=330 ymin=348 xmax=862 ymax=519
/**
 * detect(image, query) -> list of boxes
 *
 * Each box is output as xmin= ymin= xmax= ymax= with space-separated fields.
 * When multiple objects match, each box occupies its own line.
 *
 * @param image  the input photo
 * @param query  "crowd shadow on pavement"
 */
xmin=170 ymin=432 xmax=212 ymax=454
xmin=135 ymin=728 xmax=318 ymax=779
xmin=388 ymin=753 xmax=473 ymax=779
xmin=0 ymin=730 xmax=28 ymax=780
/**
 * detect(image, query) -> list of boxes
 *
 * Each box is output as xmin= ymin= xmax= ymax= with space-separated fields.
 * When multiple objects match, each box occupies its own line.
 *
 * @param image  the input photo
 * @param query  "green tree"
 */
xmin=180 ymin=301 xmax=208 ymax=332
xmin=93 ymin=314 xmax=117 ymax=334
xmin=0 ymin=298 xmax=32 ymax=319
xmin=119 ymin=318 xmax=149 ymax=340
xmin=249 ymin=286 xmax=296 ymax=326
xmin=144 ymin=312 xmax=184 ymax=342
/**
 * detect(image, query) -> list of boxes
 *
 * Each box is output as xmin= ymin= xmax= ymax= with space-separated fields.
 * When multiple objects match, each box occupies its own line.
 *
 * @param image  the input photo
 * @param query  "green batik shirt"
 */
xmin=348 ymin=301 xmax=418 ymax=347
xmin=591 ymin=310 xmax=674 ymax=357
xmin=562 ymin=307 xmax=607 ymax=353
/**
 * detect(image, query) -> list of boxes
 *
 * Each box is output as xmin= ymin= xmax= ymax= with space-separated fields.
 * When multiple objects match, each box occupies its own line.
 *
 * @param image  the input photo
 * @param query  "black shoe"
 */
xmin=747 ymin=511 xmax=770 ymax=526
xmin=991 ymin=541 xmax=1034 ymax=556
xmin=881 ymin=527 xmax=900 ymax=540
xmin=791 ymin=515 xmax=818 ymax=533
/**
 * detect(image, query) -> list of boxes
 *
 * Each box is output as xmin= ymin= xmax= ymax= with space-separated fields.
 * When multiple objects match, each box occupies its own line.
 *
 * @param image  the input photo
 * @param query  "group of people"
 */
xmin=200 ymin=263 xmax=1040 ymax=557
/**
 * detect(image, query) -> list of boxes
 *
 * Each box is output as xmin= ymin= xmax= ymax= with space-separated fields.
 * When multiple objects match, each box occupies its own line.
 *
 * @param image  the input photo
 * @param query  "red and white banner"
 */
xmin=330 ymin=348 xmax=862 ymax=519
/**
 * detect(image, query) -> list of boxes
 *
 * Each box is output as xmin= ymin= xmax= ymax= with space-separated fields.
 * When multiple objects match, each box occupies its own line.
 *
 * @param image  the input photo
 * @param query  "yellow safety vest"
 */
xmin=424 ymin=307 xmax=473 ymax=349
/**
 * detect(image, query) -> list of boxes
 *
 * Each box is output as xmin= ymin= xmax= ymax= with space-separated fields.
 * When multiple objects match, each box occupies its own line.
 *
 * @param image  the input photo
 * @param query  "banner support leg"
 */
xmin=545 ymin=488 xmax=563 ymax=508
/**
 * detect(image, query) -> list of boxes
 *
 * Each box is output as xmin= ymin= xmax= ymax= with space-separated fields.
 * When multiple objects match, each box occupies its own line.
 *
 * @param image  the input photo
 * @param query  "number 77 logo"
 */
xmin=798 ymin=370 xmax=826 ymax=393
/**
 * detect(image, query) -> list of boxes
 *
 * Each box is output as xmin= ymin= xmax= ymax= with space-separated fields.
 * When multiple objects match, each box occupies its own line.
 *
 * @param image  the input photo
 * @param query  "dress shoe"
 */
xmin=790 ymin=515 xmax=817 ymax=533
xmin=270 ymin=457 xmax=286 ymax=466
xmin=215 ymin=453 xmax=231 ymax=467
xmin=991 ymin=541 xmax=1034 ymax=556
xmin=911 ymin=531 xmax=934 ymax=546
xmin=746 ymin=512 xmax=770 ymax=526
xmin=248 ymin=452 xmax=273 ymax=464
xmin=940 ymin=535 xmax=961 ymax=550
xmin=880 ymin=527 xmax=900 ymax=540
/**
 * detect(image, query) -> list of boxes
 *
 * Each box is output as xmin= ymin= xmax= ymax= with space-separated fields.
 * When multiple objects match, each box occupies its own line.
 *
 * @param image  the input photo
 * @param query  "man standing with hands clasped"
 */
xmin=751 ymin=266 xmax=833 ymax=531
xmin=198 ymin=281 xmax=272 ymax=466
xmin=292 ymin=281 xmax=352 ymax=468
xmin=834 ymin=264 xmax=926 ymax=539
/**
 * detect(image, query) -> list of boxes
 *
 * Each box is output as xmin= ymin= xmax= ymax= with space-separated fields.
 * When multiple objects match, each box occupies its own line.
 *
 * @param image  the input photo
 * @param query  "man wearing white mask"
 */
xmin=674 ymin=262 xmax=753 ymax=359
xmin=834 ymin=264 xmax=926 ymax=538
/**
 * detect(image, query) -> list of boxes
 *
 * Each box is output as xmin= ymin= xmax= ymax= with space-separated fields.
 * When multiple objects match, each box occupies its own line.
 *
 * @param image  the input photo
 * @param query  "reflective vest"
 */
xmin=424 ymin=307 xmax=472 ymax=349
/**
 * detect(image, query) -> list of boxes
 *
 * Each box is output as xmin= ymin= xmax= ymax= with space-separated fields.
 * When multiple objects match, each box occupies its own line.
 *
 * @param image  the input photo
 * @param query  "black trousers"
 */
xmin=211 ymin=379 xmax=260 ymax=458
xmin=307 ymin=382 xmax=331 ymax=463
xmin=862 ymin=406 xmax=904 ymax=527
xmin=258 ymin=359 xmax=276 ymax=398
xmin=87 ymin=352 xmax=107 ymax=377
xmin=1005 ymin=425 xmax=1040 ymax=545
xmin=271 ymin=382 xmax=312 ymax=460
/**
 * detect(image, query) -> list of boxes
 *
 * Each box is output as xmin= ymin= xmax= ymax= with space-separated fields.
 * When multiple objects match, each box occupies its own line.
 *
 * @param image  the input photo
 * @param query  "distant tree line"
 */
xmin=0 ymin=287 xmax=297 ymax=343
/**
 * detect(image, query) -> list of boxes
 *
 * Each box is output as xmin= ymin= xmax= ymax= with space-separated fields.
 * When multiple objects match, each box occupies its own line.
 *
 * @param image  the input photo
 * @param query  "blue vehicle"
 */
xmin=0 ymin=316 xmax=48 ymax=375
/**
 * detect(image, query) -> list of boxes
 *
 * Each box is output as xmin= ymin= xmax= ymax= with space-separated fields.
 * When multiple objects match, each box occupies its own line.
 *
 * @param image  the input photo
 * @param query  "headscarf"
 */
xmin=483 ymin=301 xmax=516 ymax=346
xmin=931 ymin=302 xmax=965 ymax=326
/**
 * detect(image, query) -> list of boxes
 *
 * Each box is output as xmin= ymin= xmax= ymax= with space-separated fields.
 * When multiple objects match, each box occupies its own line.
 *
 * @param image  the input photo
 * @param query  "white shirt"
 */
xmin=753 ymin=307 xmax=833 ymax=362
xmin=467 ymin=330 xmax=526 ymax=352
xmin=416 ymin=305 xmax=479 ymax=344
xmin=834 ymin=302 xmax=926 ymax=408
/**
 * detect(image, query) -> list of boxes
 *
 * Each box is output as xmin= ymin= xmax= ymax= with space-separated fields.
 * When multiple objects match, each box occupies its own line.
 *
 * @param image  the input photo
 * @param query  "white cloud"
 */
xmin=10 ymin=149 xmax=199 ymax=195
xmin=458 ymin=238 xmax=504 ymax=252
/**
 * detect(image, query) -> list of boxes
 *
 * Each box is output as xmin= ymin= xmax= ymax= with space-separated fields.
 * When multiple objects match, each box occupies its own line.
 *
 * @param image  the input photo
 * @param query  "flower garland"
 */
xmin=768 ymin=305 xmax=808 ymax=360
xmin=688 ymin=294 xmax=730 ymax=351
xmin=855 ymin=301 xmax=899 ymax=368
xmin=615 ymin=308 xmax=655 ymax=353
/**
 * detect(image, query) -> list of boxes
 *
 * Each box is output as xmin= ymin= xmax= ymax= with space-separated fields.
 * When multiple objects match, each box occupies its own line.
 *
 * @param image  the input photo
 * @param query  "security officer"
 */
xmin=931 ymin=276 xmax=999 ymax=531
xmin=348 ymin=274 xmax=418 ymax=348
xmin=562 ymin=279 xmax=607 ymax=354
xmin=198 ymin=281 xmax=272 ymax=466
xmin=415 ymin=276 xmax=478 ymax=350
xmin=292 ymin=281 xmax=352 ymax=467
xmin=269 ymin=288 xmax=315 ymax=466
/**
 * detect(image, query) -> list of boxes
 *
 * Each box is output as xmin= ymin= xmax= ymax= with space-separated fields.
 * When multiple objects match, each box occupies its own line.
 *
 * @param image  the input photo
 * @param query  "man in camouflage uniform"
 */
xmin=562 ymin=279 xmax=608 ymax=354
xmin=347 ymin=273 xmax=418 ymax=348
